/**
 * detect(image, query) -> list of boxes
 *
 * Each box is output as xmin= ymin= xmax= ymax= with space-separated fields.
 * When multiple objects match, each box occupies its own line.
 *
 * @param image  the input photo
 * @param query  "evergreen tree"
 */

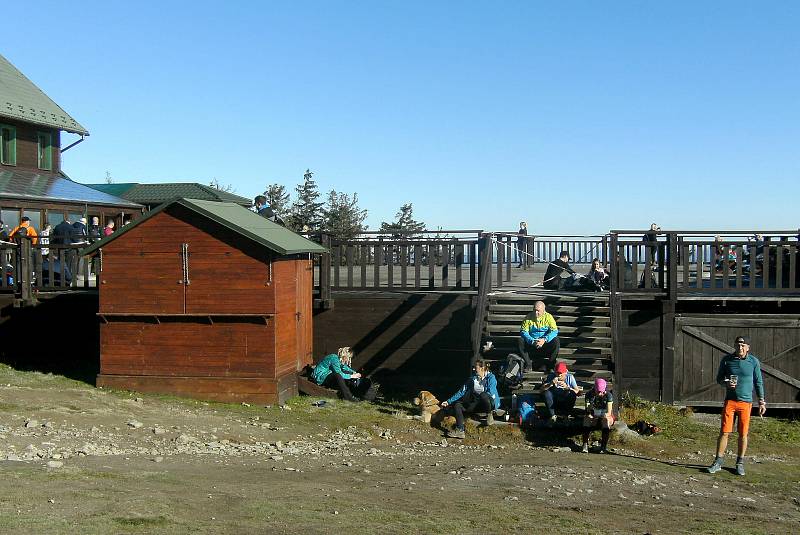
xmin=380 ymin=203 xmax=426 ymax=237
xmin=322 ymin=190 xmax=368 ymax=240
xmin=287 ymin=169 xmax=324 ymax=231
xmin=263 ymin=183 xmax=290 ymax=216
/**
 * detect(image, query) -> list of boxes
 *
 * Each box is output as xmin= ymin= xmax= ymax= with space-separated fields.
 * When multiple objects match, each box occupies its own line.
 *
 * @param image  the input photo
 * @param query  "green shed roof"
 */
xmin=85 ymin=183 xmax=252 ymax=206
xmin=0 ymin=54 xmax=89 ymax=135
xmin=82 ymin=198 xmax=327 ymax=256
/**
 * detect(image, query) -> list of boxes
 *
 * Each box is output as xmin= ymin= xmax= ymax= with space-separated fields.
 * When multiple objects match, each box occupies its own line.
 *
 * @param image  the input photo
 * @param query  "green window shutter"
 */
xmin=37 ymin=131 xmax=52 ymax=170
xmin=0 ymin=125 xmax=17 ymax=165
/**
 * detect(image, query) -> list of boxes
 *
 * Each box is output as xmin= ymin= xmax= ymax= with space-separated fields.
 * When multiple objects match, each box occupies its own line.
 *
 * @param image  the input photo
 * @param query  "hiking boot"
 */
xmin=485 ymin=412 xmax=494 ymax=426
xmin=447 ymin=428 xmax=465 ymax=440
xmin=581 ymin=444 xmax=589 ymax=454
xmin=735 ymin=463 xmax=746 ymax=476
xmin=546 ymin=415 xmax=557 ymax=428
xmin=706 ymin=461 xmax=723 ymax=474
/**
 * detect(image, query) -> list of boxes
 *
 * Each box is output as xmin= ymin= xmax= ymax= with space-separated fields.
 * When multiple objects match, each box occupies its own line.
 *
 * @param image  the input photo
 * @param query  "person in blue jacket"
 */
xmin=440 ymin=359 xmax=500 ymax=439
xmin=311 ymin=347 xmax=377 ymax=402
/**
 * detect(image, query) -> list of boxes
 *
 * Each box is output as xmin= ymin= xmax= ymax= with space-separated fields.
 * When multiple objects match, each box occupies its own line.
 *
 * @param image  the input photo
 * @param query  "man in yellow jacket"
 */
xmin=518 ymin=300 xmax=560 ymax=372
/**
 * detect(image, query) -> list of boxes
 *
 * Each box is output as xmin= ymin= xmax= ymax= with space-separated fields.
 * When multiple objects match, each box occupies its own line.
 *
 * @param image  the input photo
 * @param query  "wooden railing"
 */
xmin=610 ymin=230 xmax=800 ymax=296
xmin=312 ymin=231 xmax=611 ymax=296
xmin=490 ymin=233 xmax=608 ymax=288
xmin=320 ymin=230 xmax=483 ymax=291
xmin=0 ymin=238 xmax=99 ymax=303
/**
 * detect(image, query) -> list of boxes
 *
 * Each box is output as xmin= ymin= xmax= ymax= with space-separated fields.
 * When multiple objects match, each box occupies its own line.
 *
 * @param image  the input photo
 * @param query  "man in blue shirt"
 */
xmin=706 ymin=335 xmax=766 ymax=476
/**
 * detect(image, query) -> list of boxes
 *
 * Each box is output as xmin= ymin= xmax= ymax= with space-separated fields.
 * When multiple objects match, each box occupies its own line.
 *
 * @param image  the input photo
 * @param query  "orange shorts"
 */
xmin=721 ymin=400 xmax=752 ymax=435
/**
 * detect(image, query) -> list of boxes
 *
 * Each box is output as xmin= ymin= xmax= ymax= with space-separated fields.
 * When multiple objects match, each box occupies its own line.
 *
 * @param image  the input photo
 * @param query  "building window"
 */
xmin=0 ymin=125 xmax=16 ymax=165
xmin=37 ymin=132 xmax=52 ymax=170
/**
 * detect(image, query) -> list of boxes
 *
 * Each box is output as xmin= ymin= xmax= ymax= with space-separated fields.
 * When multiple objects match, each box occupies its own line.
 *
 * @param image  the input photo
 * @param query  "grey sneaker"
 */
xmin=706 ymin=461 xmax=723 ymax=474
xmin=447 ymin=428 xmax=465 ymax=440
xmin=735 ymin=463 xmax=745 ymax=476
xmin=581 ymin=444 xmax=589 ymax=454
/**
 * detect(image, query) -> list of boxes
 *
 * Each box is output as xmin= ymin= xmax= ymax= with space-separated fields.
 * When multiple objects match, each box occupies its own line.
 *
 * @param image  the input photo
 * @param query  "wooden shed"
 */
xmin=82 ymin=198 xmax=326 ymax=404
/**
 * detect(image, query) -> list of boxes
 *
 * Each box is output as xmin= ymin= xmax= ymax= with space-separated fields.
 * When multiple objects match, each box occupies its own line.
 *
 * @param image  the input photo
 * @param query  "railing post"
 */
xmin=319 ymin=233 xmax=331 ymax=306
xmin=472 ymin=233 xmax=494 ymax=365
xmin=667 ymin=232 xmax=678 ymax=301
xmin=601 ymin=234 xmax=608 ymax=266
xmin=609 ymin=233 xmax=618 ymax=295
xmin=16 ymin=236 xmax=36 ymax=306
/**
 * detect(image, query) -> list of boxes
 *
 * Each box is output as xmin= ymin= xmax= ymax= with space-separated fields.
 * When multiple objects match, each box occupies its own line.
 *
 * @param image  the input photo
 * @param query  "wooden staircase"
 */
xmin=481 ymin=291 xmax=613 ymax=413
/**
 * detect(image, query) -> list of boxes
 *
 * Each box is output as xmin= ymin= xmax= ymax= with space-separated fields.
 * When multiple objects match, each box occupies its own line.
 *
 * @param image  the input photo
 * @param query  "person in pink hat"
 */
xmin=581 ymin=377 xmax=615 ymax=453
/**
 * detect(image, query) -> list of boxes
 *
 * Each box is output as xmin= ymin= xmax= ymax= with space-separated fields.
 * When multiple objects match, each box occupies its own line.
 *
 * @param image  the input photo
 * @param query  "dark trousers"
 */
xmin=518 ymin=337 xmax=561 ymax=371
xmin=451 ymin=391 xmax=493 ymax=430
xmin=582 ymin=424 xmax=611 ymax=448
xmin=544 ymin=388 xmax=577 ymax=417
xmin=323 ymin=374 xmax=376 ymax=402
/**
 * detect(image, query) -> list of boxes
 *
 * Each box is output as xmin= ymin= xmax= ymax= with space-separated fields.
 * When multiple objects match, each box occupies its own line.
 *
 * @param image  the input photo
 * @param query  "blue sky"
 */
xmin=4 ymin=1 xmax=799 ymax=234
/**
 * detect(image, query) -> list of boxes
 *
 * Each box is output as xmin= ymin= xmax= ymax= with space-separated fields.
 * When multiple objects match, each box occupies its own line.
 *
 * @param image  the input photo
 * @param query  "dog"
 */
xmin=413 ymin=390 xmax=456 ymax=428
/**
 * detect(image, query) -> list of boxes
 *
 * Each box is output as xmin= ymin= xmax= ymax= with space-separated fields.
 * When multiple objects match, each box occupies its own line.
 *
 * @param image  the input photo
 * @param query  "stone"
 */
xmin=127 ymin=420 xmax=143 ymax=429
xmin=46 ymin=461 xmax=63 ymax=468
xmin=24 ymin=419 xmax=39 ymax=428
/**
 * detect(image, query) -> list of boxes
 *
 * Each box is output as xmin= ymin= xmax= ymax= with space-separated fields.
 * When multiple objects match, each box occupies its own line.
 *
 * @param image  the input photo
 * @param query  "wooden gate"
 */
xmin=672 ymin=316 xmax=800 ymax=407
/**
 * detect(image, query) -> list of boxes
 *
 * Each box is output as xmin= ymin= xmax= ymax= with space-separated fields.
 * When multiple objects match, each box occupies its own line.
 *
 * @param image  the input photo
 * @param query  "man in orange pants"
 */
xmin=706 ymin=335 xmax=766 ymax=476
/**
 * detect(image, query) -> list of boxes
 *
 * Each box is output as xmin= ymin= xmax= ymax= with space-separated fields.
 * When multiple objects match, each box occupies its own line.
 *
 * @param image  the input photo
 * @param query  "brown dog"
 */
xmin=413 ymin=390 xmax=456 ymax=428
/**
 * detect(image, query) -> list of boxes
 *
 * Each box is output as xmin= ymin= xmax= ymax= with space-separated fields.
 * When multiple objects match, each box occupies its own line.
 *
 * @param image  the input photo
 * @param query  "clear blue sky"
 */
xmin=4 ymin=1 xmax=799 ymax=234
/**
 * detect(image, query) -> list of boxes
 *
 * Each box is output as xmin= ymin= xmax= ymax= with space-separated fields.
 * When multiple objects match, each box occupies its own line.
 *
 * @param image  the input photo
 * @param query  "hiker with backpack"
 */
xmin=581 ymin=378 xmax=614 ymax=453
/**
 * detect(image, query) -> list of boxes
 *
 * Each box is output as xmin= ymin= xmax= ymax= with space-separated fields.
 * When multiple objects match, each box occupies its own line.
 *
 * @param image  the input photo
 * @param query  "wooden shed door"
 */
xmin=295 ymin=258 xmax=313 ymax=370
xmin=673 ymin=317 xmax=800 ymax=406
xmin=100 ymin=250 xmax=185 ymax=314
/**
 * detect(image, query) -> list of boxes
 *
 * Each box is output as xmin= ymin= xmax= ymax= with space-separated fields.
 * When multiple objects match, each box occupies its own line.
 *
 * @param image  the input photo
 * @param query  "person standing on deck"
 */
xmin=706 ymin=335 xmax=766 ymax=476
xmin=643 ymin=223 xmax=660 ymax=264
xmin=518 ymin=300 xmax=560 ymax=372
xmin=516 ymin=222 xmax=528 ymax=268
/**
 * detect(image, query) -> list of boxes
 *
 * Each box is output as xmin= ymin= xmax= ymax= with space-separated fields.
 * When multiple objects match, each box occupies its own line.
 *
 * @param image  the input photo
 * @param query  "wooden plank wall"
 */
xmin=100 ymin=320 xmax=275 ymax=377
xmin=312 ymin=293 xmax=474 ymax=397
xmin=673 ymin=315 xmax=800 ymax=406
xmin=99 ymin=206 xmax=275 ymax=314
xmin=615 ymin=301 xmax=663 ymax=400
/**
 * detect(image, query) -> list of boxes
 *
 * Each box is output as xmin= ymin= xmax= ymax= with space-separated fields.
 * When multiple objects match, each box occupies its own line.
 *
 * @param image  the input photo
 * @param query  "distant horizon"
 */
xmin=3 ymin=1 xmax=798 ymax=234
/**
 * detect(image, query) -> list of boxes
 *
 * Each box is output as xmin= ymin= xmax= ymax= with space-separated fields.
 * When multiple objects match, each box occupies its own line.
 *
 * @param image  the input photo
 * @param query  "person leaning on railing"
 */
xmin=9 ymin=217 xmax=38 ymax=244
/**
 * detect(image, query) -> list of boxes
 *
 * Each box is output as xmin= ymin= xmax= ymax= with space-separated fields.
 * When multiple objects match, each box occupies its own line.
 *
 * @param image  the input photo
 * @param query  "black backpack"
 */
xmin=499 ymin=353 xmax=526 ymax=390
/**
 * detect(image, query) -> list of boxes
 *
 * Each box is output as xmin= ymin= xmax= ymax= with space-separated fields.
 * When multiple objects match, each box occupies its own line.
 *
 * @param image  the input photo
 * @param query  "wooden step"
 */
xmin=485 ymin=328 xmax=611 ymax=345
xmin=487 ymin=314 xmax=613 ymax=327
xmin=489 ymin=293 xmax=608 ymax=304
xmin=488 ymin=303 xmax=610 ymax=315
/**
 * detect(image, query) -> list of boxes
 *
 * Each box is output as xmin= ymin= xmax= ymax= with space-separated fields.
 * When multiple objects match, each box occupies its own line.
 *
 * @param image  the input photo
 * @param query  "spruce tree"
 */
xmin=322 ymin=190 xmax=368 ymax=240
xmin=287 ymin=169 xmax=324 ymax=231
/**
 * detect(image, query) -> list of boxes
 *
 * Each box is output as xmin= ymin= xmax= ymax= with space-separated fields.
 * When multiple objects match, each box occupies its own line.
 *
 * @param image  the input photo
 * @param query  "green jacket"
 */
xmin=312 ymin=354 xmax=356 ymax=385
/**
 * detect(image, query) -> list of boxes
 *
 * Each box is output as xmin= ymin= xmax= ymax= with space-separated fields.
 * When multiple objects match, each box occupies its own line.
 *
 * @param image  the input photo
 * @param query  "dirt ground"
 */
xmin=0 ymin=366 xmax=798 ymax=534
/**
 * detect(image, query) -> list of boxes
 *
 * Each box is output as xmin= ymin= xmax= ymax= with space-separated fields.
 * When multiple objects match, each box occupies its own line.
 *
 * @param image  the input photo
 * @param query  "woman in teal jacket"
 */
xmin=440 ymin=359 xmax=500 ymax=439
xmin=312 ymin=347 xmax=376 ymax=402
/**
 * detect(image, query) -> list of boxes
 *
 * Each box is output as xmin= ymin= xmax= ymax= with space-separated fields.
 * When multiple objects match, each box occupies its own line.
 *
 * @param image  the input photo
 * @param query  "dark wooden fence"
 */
xmin=0 ymin=237 xmax=98 ymax=304
xmin=610 ymin=230 xmax=800 ymax=295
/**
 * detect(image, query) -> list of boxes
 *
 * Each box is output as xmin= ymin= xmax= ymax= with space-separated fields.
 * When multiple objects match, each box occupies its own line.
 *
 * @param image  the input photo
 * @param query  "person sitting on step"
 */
xmin=518 ymin=300 xmax=560 ymax=372
xmin=440 ymin=359 xmax=500 ymax=439
xmin=310 ymin=347 xmax=377 ymax=402
xmin=541 ymin=361 xmax=581 ymax=426
xmin=581 ymin=377 xmax=614 ymax=453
